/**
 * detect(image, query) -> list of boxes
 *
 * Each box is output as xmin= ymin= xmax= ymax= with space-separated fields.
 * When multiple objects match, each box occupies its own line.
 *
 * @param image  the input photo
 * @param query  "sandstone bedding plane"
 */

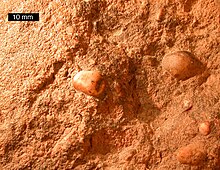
xmin=0 ymin=0 xmax=219 ymax=169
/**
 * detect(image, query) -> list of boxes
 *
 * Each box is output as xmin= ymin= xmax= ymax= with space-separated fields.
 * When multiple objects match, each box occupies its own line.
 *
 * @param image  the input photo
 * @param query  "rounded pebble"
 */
xmin=182 ymin=99 xmax=193 ymax=112
xmin=162 ymin=51 xmax=204 ymax=80
xmin=199 ymin=121 xmax=211 ymax=136
xmin=73 ymin=70 xmax=106 ymax=97
xmin=177 ymin=143 xmax=206 ymax=165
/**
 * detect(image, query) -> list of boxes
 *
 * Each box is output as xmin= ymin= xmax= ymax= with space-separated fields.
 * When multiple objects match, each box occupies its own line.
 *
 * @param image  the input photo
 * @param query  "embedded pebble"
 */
xmin=182 ymin=99 xmax=193 ymax=112
xmin=199 ymin=121 xmax=211 ymax=136
xmin=177 ymin=142 xmax=206 ymax=165
xmin=66 ymin=26 xmax=74 ymax=36
xmin=73 ymin=70 xmax=106 ymax=97
xmin=156 ymin=7 xmax=165 ymax=21
xmin=162 ymin=51 xmax=204 ymax=80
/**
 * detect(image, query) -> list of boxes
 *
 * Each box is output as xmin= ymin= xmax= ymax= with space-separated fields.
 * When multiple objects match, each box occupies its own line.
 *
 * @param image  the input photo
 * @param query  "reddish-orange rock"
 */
xmin=73 ymin=70 xmax=106 ymax=97
xmin=199 ymin=121 xmax=211 ymax=136
xmin=162 ymin=51 xmax=204 ymax=80
xmin=177 ymin=142 xmax=207 ymax=165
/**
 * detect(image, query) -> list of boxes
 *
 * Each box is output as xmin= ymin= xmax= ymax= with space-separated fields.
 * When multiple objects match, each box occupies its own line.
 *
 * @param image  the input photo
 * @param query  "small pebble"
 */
xmin=162 ymin=51 xmax=204 ymax=80
xmin=156 ymin=7 xmax=165 ymax=21
xmin=177 ymin=142 xmax=206 ymax=165
xmin=66 ymin=26 xmax=74 ymax=36
xmin=182 ymin=99 xmax=193 ymax=112
xmin=73 ymin=70 xmax=106 ymax=97
xmin=199 ymin=121 xmax=211 ymax=136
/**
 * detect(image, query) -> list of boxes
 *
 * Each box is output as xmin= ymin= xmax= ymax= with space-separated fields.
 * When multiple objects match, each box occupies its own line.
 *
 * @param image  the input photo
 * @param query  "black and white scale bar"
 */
xmin=8 ymin=13 xmax=39 ymax=21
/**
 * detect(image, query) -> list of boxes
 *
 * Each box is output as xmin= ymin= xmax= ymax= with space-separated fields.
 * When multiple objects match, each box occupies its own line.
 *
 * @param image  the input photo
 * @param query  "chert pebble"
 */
xmin=73 ymin=70 xmax=106 ymax=97
xmin=162 ymin=51 xmax=204 ymax=80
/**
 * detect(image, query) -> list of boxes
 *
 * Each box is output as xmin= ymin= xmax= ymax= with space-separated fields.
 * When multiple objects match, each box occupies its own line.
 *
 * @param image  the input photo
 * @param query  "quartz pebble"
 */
xmin=162 ymin=51 xmax=204 ymax=80
xmin=73 ymin=70 xmax=106 ymax=97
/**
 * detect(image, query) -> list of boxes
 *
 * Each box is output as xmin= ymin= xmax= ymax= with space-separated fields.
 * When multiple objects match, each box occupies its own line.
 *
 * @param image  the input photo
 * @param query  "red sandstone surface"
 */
xmin=0 ymin=0 xmax=219 ymax=169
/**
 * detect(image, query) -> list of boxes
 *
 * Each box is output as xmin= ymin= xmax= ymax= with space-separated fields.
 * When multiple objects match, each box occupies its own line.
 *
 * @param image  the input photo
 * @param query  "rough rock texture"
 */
xmin=0 ymin=0 xmax=219 ymax=169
